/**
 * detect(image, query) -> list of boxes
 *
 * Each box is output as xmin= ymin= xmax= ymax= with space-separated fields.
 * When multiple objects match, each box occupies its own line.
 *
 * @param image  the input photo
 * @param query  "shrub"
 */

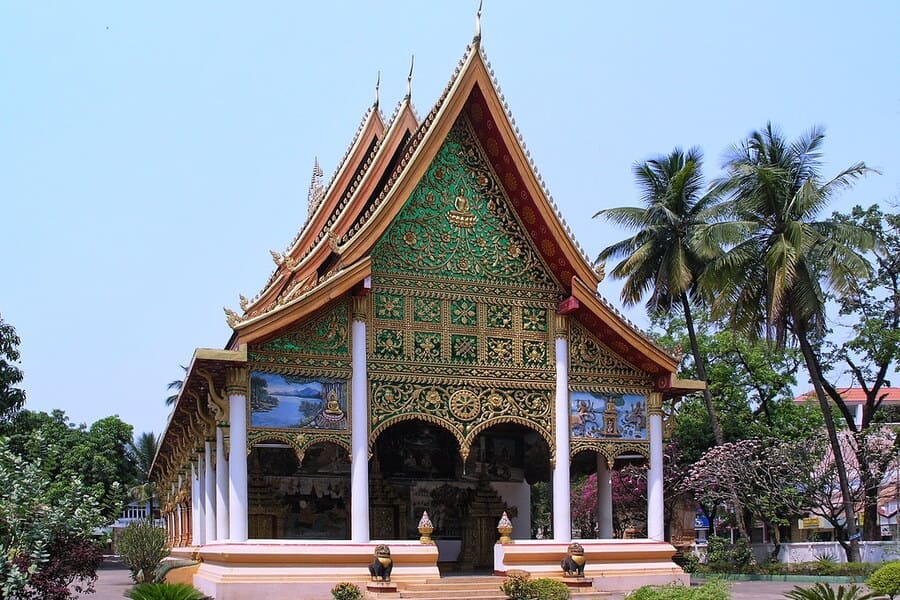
xmin=625 ymin=580 xmax=729 ymax=600
xmin=126 ymin=583 xmax=210 ymax=600
xmin=0 ymin=438 xmax=106 ymax=600
xmin=117 ymin=520 xmax=169 ymax=583
xmin=680 ymin=553 xmax=701 ymax=574
xmin=331 ymin=582 xmax=363 ymax=600
xmin=868 ymin=562 xmax=900 ymax=599
xmin=18 ymin=536 xmax=104 ymax=600
xmin=500 ymin=572 xmax=531 ymax=600
xmin=783 ymin=583 xmax=875 ymax=600
xmin=527 ymin=577 xmax=571 ymax=600
xmin=705 ymin=536 xmax=753 ymax=570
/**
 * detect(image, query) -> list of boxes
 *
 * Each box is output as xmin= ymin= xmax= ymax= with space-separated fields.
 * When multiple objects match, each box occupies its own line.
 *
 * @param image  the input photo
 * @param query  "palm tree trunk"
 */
xmin=680 ymin=294 xmax=750 ymax=542
xmin=796 ymin=323 xmax=860 ymax=562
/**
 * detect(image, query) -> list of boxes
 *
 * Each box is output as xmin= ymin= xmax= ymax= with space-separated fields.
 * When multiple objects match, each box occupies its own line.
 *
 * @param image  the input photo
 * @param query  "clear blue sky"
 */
xmin=2 ymin=2 xmax=898 ymax=438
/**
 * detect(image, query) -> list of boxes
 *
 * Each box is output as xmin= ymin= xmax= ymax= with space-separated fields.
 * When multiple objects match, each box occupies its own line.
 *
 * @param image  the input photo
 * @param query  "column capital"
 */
xmin=352 ymin=295 xmax=369 ymax=322
xmin=552 ymin=313 xmax=569 ymax=339
xmin=224 ymin=366 xmax=249 ymax=396
xmin=647 ymin=391 xmax=664 ymax=416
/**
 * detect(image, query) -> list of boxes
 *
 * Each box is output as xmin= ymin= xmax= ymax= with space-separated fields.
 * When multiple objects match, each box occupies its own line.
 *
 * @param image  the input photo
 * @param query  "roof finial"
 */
xmin=307 ymin=157 xmax=324 ymax=216
xmin=406 ymin=55 xmax=414 ymax=99
xmin=474 ymin=0 xmax=483 ymax=43
xmin=374 ymin=71 xmax=380 ymax=107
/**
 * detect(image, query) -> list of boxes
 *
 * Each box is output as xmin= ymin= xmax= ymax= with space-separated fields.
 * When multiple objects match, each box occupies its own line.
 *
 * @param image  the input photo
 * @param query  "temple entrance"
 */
xmin=570 ymin=450 xmax=648 ymax=540
xmin=371 ymin=420 xmax=551 ymax=571
xmin=247 ymin=441 xmax=350 ymax=540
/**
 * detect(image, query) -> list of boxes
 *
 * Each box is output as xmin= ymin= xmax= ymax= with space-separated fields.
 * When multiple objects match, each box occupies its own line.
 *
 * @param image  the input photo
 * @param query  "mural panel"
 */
xmin=250 ymin=371 xmax=348 ymax=430
xmin=570 ymin=391 xmax=647 ymax=440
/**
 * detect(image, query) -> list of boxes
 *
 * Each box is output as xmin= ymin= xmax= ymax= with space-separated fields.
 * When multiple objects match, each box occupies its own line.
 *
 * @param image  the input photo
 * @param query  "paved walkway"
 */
xmin=76 ymin=557 xmax=133 ymax=599
xmin=79 ymin=562 xmax=875 ymax=600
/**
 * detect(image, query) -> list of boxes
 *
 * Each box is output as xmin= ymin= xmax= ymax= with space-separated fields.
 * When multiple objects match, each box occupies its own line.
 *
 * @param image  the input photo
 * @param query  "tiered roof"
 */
xmin=225 ymin=40 xmax=679 ymax=379
xmin=151 ymin=33 xmax=698 ymax=482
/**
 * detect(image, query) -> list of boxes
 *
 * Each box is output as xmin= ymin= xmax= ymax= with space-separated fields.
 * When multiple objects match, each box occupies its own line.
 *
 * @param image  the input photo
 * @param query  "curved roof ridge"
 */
xmin=477 ymin=44 xmax=593 ymax=269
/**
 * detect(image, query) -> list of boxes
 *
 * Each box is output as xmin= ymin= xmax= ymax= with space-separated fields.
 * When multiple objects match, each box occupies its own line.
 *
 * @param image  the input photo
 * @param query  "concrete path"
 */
xmin=75 ymin=557 xmax=133 ymax=599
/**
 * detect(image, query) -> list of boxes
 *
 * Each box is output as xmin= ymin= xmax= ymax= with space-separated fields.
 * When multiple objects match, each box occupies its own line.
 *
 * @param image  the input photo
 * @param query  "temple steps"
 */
xmin=387 ymin=576 xmax=611 ymax=600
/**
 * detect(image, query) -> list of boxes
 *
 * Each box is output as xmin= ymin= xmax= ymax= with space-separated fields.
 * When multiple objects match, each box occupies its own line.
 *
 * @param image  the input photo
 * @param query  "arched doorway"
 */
xmin=371 ymin=419 xmax=551 ymax=571
xmin=247 ymin=440 xmax=351 ymax=540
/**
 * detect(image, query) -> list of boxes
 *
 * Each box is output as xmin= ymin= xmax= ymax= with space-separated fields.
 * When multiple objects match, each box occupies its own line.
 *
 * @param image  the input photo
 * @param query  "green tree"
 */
xmin=703 ymin=123 xmax=873 ymax=560
xmin=5 ymin=410 xmax=136 ymax=521
xmin=596 ymin=149 xmax=725 ymax=442
xmin=0 ymin=313 xmax=26 ymax=423
xmin=165 ymin=365 xmax=187 ymax=406
xmin=822 ymin=205 xmax=900 ymax=540
xmin=128 ymin=432 xmax=159 ymax=510
xmin=595 ymin=148 xmax=750 ymax=536
xmin=0 ymin=436 xmax=105 ymax=599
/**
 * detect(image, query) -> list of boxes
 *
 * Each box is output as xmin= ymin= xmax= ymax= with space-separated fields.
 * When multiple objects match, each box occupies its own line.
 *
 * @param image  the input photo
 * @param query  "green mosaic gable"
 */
xmin=248 ymin=300 xmax=351 ymax=376
xmin=370 ymin=116 xmax=556 ymax=288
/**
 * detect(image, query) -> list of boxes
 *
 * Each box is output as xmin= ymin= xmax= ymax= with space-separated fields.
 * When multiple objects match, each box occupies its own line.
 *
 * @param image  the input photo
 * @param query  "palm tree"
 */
xmin=128 ymin=431 xmax=159 ymax=516
xmin=595 ymin=148 xmax=751 ymax=539
xmin=165 ymin=365 xmax=188 ymax=406
xmin=595 ymin=148 xmax=725 ymax=445
xmin=702 ymin=123 xmax=873 ymax=561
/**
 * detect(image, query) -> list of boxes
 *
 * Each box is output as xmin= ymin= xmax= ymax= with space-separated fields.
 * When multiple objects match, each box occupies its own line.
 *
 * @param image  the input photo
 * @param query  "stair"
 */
xmin=378 ymin=575 xmax=611 ymax=600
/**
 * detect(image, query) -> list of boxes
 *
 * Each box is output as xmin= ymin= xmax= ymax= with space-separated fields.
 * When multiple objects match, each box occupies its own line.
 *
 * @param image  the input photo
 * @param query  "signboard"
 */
xmin=800 ymin=517 xmax=821 ymax=529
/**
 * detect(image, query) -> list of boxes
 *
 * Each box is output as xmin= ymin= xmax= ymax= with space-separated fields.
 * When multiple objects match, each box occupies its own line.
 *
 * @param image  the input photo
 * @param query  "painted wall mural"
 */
xmin=250 ymin=372 xmax=348 ymax=430
xmin=570 ymin=391 xmax=647 ymax=440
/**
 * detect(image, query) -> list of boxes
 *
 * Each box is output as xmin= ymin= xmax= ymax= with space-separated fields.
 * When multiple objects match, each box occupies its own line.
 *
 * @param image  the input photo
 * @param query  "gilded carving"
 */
xmin=369 ymin=380 xmax=554 ymax=463
xmin=370 ymin=117 xmax=557 ymax=288
xmin=250 ymin=299 xmax=351 ymax=373
xmin=646 ymin=391 xmax=663 ymax=417
xmin=569 ymin=321 xmax=653 ymax=388
xmin=570 ymin=439 xmax=650 ymax=465
xmin=225 ymin=366 xmax=249 ymax=397
xmin=351 ymin=295 xmax=370 ymax=322
xmin=246 ymin=429 xmax=351 ymax=465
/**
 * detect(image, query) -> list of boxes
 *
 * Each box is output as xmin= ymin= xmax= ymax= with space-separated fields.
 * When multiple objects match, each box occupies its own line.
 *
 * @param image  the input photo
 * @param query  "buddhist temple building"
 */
xmin=150 ymin=22 xmax=701 ymax=600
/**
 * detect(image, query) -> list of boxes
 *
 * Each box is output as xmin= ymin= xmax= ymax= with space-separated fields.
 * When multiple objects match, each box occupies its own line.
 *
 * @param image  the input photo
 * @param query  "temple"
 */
xmin=150 ymin=28 xmax=701 ymax=600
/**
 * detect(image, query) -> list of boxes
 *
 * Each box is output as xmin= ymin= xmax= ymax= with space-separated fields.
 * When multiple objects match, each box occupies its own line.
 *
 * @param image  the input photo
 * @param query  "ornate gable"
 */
xmin=371 ymin=115 xmax=557 ymax=291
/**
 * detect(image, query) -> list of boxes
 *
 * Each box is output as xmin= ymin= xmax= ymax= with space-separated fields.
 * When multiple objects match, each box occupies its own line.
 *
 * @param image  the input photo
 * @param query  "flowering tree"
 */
xmin=684 ymin=438 xmax=825 ymax=557
xmin=0 ymin=436 xmax=105 ymax=599
xmin=570 ymin=444 xmax=691 ymax=539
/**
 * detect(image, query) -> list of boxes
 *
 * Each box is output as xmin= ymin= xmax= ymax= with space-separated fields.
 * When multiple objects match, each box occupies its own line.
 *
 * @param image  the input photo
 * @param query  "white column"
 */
xmin=597 ymin=454 xmax=613 ymax=539
xmin=228 ymin=368 xmax=249 ymax=542
xmin=190 ymin=463 xmax=202 ymax=545
xmin=166 ymin=511 xmax=173 ymax=546
xmin=647 ymin=392 xmax=664 ymax=541
xmin=215 ymin=426 xmax=230 ymax=541
xmin=552 ymin=317 xmax=571 ymax=542
xmin=351 ymin=296 xmax=370 ymax=542
xmin=204 ymin=440 xmax=216 ymax=542
xmin=176 ymin=503 xmax=183 ymax=547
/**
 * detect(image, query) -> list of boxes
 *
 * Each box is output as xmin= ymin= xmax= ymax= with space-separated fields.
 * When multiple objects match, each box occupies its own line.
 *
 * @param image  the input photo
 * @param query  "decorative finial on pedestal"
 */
xmin=417 ymin=510 xmax=434 ymax=544
xmin=474 ymin=0 xmax=483 ymax=44
xmin=497 ymin=511 xmax=513 ymax=544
